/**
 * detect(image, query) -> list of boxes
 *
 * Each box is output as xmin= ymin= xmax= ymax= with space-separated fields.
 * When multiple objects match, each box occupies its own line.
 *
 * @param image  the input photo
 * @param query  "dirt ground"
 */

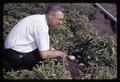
xmin=90 ymin=3 xmax=117 ymax=43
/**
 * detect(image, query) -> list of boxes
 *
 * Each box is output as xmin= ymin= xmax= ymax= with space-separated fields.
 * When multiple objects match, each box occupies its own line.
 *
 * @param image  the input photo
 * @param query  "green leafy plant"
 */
xmin=3 ymin=3 xmax=117 ymax=79
xmin=4 ymin=59 xmax=72 ymax=79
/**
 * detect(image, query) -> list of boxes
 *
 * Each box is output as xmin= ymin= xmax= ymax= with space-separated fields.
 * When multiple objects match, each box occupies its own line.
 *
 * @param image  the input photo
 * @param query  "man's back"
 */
xmin=4 ymin=14 xmax=49 ymax=53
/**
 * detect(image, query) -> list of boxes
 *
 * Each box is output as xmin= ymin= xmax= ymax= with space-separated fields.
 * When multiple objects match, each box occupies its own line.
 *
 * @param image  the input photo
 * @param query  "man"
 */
xmin=4 ymin=4 xmax=66 ymax=70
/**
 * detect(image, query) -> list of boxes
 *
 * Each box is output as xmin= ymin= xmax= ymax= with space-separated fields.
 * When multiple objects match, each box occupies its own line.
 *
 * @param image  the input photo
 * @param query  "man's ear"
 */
xmin=48 ymin=15 xmax=52 ymax=20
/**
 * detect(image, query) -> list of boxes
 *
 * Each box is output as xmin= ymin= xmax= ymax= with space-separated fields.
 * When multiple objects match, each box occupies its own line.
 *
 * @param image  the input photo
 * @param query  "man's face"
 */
xmin=48 ymin=11 xmax=64 ymax=28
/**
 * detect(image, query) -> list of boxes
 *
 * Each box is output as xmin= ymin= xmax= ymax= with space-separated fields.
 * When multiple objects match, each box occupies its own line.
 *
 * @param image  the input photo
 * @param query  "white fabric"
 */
xmin=5 ymin=14 xmax=50 ymax=53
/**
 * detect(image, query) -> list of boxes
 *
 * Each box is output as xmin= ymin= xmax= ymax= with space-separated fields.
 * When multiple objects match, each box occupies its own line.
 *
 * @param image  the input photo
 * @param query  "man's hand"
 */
xmin=52 ymin=50 xmax=66 ymax=59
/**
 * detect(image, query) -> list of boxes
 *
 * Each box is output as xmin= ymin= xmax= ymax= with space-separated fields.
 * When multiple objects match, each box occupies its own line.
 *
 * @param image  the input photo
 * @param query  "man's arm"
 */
xmin=39 ymin=50 xmax=66 ymax=59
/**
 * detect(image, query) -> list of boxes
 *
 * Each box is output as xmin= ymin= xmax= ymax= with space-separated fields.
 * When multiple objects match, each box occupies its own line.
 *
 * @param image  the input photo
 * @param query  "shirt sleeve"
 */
xmin=34 ymin=24 xmax=50 ymax=51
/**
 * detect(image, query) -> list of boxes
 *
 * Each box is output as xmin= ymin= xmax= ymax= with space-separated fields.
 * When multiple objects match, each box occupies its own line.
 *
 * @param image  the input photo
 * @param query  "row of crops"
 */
xmin=3 ymin=3 xmax=117 ymax=79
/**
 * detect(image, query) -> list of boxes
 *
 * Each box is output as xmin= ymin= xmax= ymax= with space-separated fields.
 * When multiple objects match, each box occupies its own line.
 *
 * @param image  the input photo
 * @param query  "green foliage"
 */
xmin=3 ymin=16 xmax=18 ymax=40
xmin=4 ymin=59 xmax=72 ymax=79
xmin=3 ymin=3 xmax=117 ymax=79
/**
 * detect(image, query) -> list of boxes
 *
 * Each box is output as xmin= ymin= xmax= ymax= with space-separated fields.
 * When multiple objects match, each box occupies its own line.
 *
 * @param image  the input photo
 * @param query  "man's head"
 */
xmin=45 ymin=4 xmax=64 ymax=28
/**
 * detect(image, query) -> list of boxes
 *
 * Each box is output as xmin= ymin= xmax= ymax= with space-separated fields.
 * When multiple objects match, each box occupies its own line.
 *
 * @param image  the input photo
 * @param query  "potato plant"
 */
xmin=3 ymin=3 xmax=117 ymax=79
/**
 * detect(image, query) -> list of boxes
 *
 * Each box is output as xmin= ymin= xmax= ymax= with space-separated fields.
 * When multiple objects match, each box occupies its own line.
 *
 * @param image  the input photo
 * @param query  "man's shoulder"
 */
xmin=22 ymin=14 xmax=46 ymax=24
xmin=25 ymin=14 xmax=44 ymax=19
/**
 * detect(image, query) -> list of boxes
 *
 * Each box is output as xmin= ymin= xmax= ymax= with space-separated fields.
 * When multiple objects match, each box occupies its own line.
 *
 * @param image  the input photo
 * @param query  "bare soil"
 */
xmin=90 ymin=3 xmax=117 ymax=43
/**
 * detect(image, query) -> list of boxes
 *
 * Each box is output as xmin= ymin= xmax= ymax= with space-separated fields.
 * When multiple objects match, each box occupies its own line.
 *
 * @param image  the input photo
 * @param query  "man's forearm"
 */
xmin=39 ymin=50 xmax=65 ymax=59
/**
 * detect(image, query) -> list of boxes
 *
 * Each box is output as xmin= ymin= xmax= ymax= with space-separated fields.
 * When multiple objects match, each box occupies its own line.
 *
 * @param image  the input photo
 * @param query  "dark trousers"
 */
xmin=4 ymin=49 xmax=43 ymax=70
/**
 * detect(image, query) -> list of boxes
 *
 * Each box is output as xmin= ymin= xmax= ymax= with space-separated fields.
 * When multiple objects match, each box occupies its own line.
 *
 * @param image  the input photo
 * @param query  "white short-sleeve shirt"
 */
xmin=4 ymin=14 xmax=50 ymax=53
